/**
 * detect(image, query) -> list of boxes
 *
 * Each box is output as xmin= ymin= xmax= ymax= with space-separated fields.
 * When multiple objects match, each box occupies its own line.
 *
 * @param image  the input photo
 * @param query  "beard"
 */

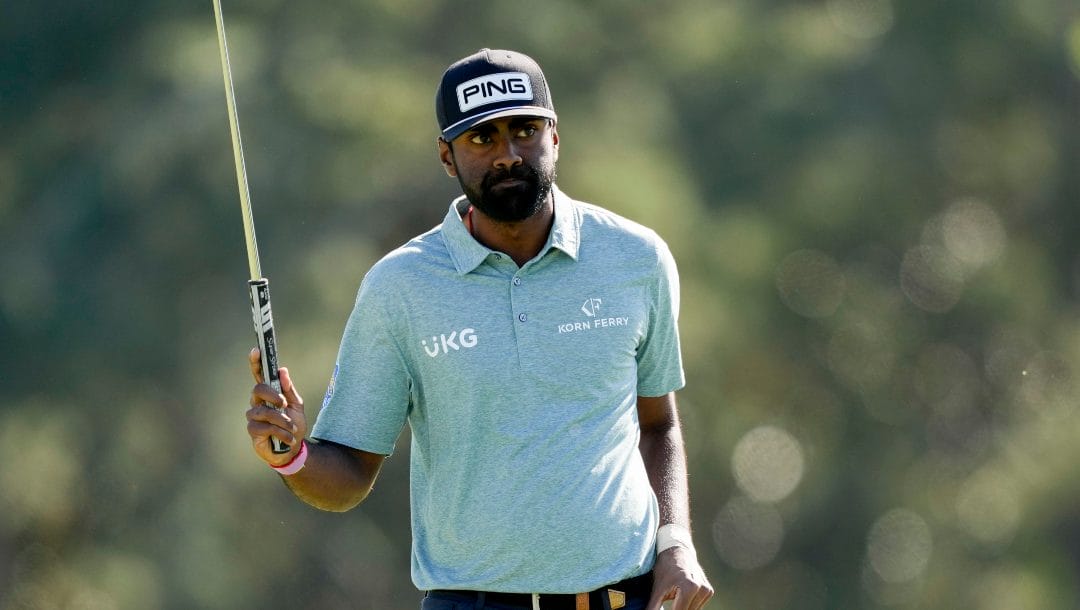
xmin=459 ymin=159 xmax=556 ymax=223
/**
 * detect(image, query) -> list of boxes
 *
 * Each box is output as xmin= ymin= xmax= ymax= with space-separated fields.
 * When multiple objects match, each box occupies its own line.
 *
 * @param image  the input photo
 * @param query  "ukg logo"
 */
xmin=422 ymin=328 xmax=479 ymax=358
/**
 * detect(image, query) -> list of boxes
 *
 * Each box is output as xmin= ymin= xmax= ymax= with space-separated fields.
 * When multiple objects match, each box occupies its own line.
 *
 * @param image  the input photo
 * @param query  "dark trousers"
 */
xmin=422 ymin=592 xmax=650 ymax=610
xmin=422 ymin=572 xmax=653 ymax=610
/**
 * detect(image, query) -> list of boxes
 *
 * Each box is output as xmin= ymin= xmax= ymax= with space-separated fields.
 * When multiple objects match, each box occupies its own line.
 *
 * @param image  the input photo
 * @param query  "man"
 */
xmin=247 ymin=49 xmax=714 ymax=610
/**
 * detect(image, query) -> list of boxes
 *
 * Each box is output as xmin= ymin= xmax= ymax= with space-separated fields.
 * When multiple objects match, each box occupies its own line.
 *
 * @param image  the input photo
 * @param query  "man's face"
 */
xmin=439 ymin=116 xmax=559 ymax=222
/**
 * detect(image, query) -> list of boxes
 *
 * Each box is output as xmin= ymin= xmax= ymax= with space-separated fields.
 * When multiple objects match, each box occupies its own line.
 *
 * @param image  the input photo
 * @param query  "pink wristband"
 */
xmin=271 ymin=440 xmax=308 ymax=475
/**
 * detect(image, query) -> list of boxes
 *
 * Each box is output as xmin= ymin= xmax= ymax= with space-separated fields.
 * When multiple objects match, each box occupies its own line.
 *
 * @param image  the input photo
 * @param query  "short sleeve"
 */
xmin=310 ymin=273 xmax=412 ymax=455
xmin=635 ymin=240 xmax=685 ymax=397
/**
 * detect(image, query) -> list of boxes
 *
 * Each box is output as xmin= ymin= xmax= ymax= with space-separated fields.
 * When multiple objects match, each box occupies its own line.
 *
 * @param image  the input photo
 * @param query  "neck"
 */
xmin=468 ymin=195 xmax=555 ymax=267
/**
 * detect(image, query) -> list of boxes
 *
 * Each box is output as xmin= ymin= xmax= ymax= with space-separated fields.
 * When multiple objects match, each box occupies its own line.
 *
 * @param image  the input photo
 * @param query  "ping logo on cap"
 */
xmin=456 ymin=71 xmax=533 ymax=113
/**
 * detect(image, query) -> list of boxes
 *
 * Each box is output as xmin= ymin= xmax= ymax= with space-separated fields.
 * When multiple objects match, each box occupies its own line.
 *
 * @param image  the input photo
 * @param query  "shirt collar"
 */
xmin=442 ymin=184 xmax=580 ymax=275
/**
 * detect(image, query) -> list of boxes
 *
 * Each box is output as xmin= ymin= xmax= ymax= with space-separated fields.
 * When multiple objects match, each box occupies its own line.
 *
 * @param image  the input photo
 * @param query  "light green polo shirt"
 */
xmin=311 ymin=185 xmax=685 ymax=593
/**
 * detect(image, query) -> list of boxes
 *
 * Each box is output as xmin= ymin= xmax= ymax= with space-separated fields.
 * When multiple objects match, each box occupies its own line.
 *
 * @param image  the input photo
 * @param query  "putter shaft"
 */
xmin=212 ymin=0 xmax=262 ymax=281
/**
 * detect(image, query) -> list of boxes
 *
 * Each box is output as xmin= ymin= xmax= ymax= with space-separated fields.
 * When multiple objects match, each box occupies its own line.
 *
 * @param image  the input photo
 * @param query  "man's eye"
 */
xmin=469 ymin=133 xmax=492 ymax=144
xmin=516 ymin=126 xmax=538 ymax=138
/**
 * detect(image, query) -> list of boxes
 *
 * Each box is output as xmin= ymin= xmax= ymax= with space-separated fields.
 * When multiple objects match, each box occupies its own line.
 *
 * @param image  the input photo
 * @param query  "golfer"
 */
xmin=247 ymin=49 xmax=714 ymax=610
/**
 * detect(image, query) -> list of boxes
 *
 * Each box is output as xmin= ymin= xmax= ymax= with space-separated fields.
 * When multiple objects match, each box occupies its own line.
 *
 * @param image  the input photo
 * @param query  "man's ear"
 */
xmin=550 ymin=123 xmax=559 ymax=162
xmin=437 ymin=137 xmax=457 ymax=177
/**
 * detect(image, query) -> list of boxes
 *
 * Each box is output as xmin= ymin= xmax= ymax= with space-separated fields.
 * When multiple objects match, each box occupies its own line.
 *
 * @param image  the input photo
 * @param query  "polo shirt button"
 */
xmin=513 ymin=278 xmax=522 ymax=286
xmin=518 ymin=313 xmax=527 ymax=323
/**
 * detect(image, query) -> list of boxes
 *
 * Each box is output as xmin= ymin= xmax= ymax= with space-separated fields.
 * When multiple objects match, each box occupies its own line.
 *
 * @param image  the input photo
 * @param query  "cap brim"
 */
xmin=441 ymin=106 xmax=558 ymax=141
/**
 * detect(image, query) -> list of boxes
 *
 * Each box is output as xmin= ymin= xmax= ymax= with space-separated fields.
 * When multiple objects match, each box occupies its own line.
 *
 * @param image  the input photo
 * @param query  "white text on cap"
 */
xmin=456 ymin=72 xmax=533 ymax=113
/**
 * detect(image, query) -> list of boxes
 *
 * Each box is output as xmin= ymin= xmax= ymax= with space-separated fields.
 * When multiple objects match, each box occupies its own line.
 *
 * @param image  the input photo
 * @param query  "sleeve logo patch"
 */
xmin=322 ymin=363 xmax=339 ymax=407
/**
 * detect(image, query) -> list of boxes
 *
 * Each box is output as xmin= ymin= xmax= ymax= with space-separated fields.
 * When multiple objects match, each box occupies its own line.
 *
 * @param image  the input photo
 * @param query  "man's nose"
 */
xmin=493 ymin=138 xmax=523 ymax=170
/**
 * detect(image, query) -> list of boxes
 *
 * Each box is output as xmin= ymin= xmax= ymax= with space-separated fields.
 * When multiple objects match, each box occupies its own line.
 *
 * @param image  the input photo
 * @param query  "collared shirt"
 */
xmin=312 ymin=185 xmax=685 ymax=593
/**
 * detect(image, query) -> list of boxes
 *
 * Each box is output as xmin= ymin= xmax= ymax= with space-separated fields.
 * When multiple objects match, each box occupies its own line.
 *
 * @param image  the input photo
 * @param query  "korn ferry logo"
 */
xmin=558 ymin=297 xmax=629 ymax=334
xmin=456 ymin=72 xmax=532 ymax=112
xmin=581 ymin=297 xmax=602 ymax=317
xmin=422 ymin=328 xmax=478 ymax=358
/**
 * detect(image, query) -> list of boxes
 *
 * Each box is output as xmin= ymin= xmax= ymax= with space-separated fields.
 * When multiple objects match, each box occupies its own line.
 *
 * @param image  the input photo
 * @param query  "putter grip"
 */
xmin=249 ymin=279 xmax=290 ymax=455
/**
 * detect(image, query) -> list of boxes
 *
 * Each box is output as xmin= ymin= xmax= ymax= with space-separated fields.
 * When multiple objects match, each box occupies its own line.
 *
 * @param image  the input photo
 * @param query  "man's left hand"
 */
xmin=646 ymin=546 xmax=714 ymax=610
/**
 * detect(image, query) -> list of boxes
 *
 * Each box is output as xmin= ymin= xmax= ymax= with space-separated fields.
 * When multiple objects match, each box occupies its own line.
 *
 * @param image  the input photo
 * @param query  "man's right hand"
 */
xmin=246 ymin=348 xmax=308 ymax=467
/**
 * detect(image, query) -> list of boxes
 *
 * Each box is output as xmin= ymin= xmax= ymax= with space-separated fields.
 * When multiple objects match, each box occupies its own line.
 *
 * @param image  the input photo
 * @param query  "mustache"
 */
xmin=482 ymin=164 xmax=539 ymax=190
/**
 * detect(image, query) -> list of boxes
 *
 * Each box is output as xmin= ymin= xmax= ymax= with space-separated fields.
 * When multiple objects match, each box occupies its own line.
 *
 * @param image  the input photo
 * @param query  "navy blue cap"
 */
xmin=436 ymin=49 xmax=557 ymax=141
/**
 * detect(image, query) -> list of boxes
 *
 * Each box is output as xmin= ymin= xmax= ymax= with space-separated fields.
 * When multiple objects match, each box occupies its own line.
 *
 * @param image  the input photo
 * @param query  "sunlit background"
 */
xmin=3 ymin=0 xmax=1079 ymax=608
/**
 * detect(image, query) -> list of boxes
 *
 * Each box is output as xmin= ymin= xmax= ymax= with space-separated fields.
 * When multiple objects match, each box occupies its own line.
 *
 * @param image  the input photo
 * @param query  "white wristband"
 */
xmin=656 ymin=524 xmax=695 ymax=556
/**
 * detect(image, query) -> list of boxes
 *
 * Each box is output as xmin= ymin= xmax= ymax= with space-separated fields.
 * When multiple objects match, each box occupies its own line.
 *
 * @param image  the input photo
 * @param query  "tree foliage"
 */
xmin=2 ymin=0 xmax=1079 ymax=608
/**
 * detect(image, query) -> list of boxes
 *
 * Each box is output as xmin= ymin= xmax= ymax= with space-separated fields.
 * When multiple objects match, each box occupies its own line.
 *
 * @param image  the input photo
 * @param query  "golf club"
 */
xmin=211 ymin=0 xmax=290 ymax=454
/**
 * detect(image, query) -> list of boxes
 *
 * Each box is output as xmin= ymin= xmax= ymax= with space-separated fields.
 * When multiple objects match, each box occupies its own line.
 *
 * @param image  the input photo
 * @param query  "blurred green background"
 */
xmin=3 ymin=0 xmax=1079 ymax=608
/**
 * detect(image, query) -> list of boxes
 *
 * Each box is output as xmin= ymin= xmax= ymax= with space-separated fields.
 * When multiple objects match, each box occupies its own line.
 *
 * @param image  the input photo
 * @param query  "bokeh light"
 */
xmin=1070 ymin=20 xmax=1080 ymax=78
xmin=970 ymin=566 xmax=1061 ymax=610
xmin=865 ymin=508 xmax=933 ymax=584
xmin=900 ymin=245 xmax=965 ymax=313
xmin=1016 ymin=350 xmax=1073 ymax=415
xmin=941 ymin=198 xmax=1006 ymax=268
xmin=775 ymin=249 xmax=846 ymax=318
xmin=0 ymin=403 xmax=85 ymax=536
xmin=712 ymin=496 xmax=785 ymax=571
xmin=826 ymin=0 xmax=895 ymax=39
xmin=955 ymin=467 xmax=1022 ymax=546
xmin=827 ymin=315 xmax=898 ymax=392
xmin=732 ymin=425 xmax=806 ymax=503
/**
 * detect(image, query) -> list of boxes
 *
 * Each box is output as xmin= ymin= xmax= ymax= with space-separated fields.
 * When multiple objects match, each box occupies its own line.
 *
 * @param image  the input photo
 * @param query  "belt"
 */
xmin=428 ymin=571 xmax=652 ymax=610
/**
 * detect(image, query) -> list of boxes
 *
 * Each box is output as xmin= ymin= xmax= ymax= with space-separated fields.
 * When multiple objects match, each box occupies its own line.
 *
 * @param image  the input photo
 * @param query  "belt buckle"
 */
xmin=531 ymin=593 xmax=540 ymax=610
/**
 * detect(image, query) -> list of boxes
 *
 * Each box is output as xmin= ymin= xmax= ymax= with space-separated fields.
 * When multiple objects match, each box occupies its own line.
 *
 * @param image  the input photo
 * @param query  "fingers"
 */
xmin=249 ymin=353 xmax=303 ymax=411
xmin=246 ymin=413 xmax=300 ymax=450
xmin=250 ymin=381 xmax=285 ymax=409
xmin=671 ymin=588 xmax=694 ymax=610
xmin=248 ymin=347 xmax=264 ymax=383
xmin=670 ymin=576 xmax=714 ymax=610
xmin=278 ymin=367 xmax=304 ymax=408
xmin=246 ymin=357 xmax=309 ymax=465
xmin=246 ymin=400 xmax=301 ymax=459
xmin=645 ymin=586 xmax=672 ymax=610
xmin=649 ymin=548 xmax=714 ymax=610
xmin=643 ymin=578 xmax=678 ymax=610
xmin=248 ymin=380 xmax=298 ymax=440
xmin=650 ymin=584 xmax=712 ymax=610
xmin=687 ymin=584 xmax=714 ymax=610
